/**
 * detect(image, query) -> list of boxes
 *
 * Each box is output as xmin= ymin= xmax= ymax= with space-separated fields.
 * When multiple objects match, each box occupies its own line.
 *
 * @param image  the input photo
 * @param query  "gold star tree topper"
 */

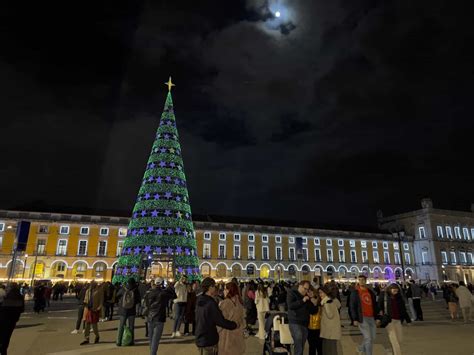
xmin=165 ymin=77 xmax=175 ymax=92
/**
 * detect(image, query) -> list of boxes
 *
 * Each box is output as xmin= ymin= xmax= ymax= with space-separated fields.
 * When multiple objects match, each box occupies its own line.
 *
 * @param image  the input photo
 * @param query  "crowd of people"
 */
xmin=0 ymin=276 xmax=473 ymax=355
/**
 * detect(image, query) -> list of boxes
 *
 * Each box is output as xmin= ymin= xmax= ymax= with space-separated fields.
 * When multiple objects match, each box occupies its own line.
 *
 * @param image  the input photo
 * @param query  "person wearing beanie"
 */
xmin=195 ymin=277 xmax=238 ymax=355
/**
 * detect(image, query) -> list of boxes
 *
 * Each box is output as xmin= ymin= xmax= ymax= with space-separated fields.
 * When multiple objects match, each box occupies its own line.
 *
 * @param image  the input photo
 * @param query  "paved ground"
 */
xmin=8 ymin=294 xmax=474 ymax=355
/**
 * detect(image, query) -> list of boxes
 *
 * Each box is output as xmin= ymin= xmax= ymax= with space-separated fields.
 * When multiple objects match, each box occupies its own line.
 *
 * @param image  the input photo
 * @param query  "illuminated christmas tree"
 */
xmin=113 ymin=78 xmax=200 ymax=283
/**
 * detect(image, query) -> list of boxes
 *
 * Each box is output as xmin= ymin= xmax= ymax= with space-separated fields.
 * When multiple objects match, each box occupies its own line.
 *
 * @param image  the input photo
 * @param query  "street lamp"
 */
xmin=22 ymin=254 xmax=28 ymax=279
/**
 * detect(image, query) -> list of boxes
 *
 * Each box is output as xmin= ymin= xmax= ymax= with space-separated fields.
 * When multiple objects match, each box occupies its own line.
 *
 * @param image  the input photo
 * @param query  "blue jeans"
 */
xmin=289 ymin=323 xmax=308 ymax=355
xmin=173 ymin=302 xmax=186 ymax=333
xmin=149 ymin=320 xmax=165 ymax=355
xmin=357 ymin=316 xmax=376 ymax=355
xmin=117 ymin=315 xmax=135 ymax=345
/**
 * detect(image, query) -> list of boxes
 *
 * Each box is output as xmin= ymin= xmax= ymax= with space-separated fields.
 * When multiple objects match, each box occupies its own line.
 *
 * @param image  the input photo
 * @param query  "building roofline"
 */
xmin=379 ymin=207 xmax=474 ymax=222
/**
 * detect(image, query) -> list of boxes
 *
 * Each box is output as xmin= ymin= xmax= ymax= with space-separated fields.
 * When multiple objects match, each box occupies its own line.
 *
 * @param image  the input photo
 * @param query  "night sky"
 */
xmin=1 ymin=0 xmax=473 ymax=227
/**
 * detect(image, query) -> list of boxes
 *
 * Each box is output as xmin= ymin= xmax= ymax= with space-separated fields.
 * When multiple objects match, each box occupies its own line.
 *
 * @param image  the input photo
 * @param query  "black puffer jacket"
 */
xmin=195 ymin=294 xmax=237 ymax=347
xmin=286 ymin=288 xmax=317 ymax=326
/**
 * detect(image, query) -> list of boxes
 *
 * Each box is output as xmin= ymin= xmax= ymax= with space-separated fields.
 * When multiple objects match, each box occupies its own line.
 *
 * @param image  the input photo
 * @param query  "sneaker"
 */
xmin=170 ymin=332 xmax=175 ymax=338
xmin=71 ymin=329 xmax=79 ymax=334
xmin=82 ymin=329 xmax=86 ymax=334
xmin=175 ymin=331 xmax=181 ymax=337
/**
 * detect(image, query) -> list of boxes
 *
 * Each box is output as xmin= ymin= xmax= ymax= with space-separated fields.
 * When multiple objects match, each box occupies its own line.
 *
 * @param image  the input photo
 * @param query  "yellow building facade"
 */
xmin=0 ymin=210 xmax=416 ymax=284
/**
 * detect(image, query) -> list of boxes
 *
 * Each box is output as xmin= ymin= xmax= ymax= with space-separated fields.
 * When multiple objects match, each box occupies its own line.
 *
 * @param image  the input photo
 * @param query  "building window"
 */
xmin=460 ymin=252 xmax=467 ymax=264
xmin=234 ymin=245 xmax=240 ymax=259
xmin=372 ymin=241 xmax=378 ymax=249
xmin=219 ymin=233 xmax=226 ymax=241
xmin=314 ymin=248 xmax=321 ymax=262
xmin=462 ymin=228 xmax=470 ymax=240
xmin=421 ymin=251 xmax=429 ymax=264
xmin=262 ymin=246 xmax=269 ymax=260
xmin=339 ymin=250 xmax=345 ymax=263
xmin=56 ymin=239 xmax=67 ymax=255
xmin=404 ymin=253 xmax=411 ymax=265
xmin=99 ymin=227 xmax=109 ymax=236
xmin=57 ymin=262 xmax=66 ymax=272
xmin=394 ymin=252 xmax=401 ymax=265
xmin=326 ymin=239 xmax=332 ymax=246
xmin=0 ymin=236 xmax=2 ymax=249
xmin=78 ymin=240 xmax=88 ymax=256
xmin=419 ymin=226 xmax=426 ymax=239
xmin=383 ymin=242 xmax=388 ymax=249
xmin=437 ymin=226 xmax=444 ymax=238
xmin=80 ymin=226 xmax=90 ymax=236
xmin=218 ymin=244 xmax=226 ymax=258
xmin=234 ymin=233 xmax=241 ymax=241
xmin=204 ymin=232 xmax=211 ymax=240
xmin=454 ymin=227 xmax=461 ymax=239
xmin=59 ymin=225 xmax=70 ymax=235
xmin=373 ymin=251 xmax=379 ymax=263
xmin=275 ymin=236 xmax=282 ymax=243
xmin=441 ymin=251 xmax=448 ymax=264
xmin=450 ymin=251 xmax=456 ymax=265
xmin=403 ymin=243 xmax=409 ymax=251
xmin=362 ymin=251 xmax=368 ymax=263
xmin=302 ymin=237 xmax=308 ymax=244
xmin=203 ymin=243 xmax=211 ymax=258
xmin=446 ymin=226 xmax=453 ymax=239
xmin=338 ymin=239 xmax=344 ymax=247
xmin=468 ymin=253 xmax=474 ymax=265
xmin=349 ymin=240 xmax=355 ymax=247
xmin=248 ymin=245 xmax=255 ymax=259
xmin=36 ymin=239 xmax=46 ymax=255
xmin=383 ymin=251 xmax=390 ymax=264
xmin=327 ymin=249 xmax=333 ymax=262
xmin=393 ymin=242 xmax=399 ymax=250
xmin=97 ymin=241 xmax=107 ymax=256
xmin=350 ymin=250 xmax=357 ymax=263
xmin=276 ymin=247 xmax=282 ymax=260
xmin=471 ymin=229 xmax=474 ymax=241
xmin=289 ymin=237 xmax=295 ymax=244
xmin=0 ymin=222 xmax=4 ymax=232
xmin=314 ymin=238 xmax=320 ymax=246
xmin=117 ymin=241 xmax=124 ymax=256
xmin=118 ymin=228 xmax=127 ymax=237
xmin=289 ymin=247 xmax=295 ymax=261
xmin=262 ymin=235 xmax=269 ymax=243
xmin=361 ymin=241 xmax=367 ymax=248
xmin=248 ymin=234 xmax=255 ymax=242
xmin=302 ymin=248 xmax=308 ymax=261
xmin=38 ymin=225 xmax=48 ymax=233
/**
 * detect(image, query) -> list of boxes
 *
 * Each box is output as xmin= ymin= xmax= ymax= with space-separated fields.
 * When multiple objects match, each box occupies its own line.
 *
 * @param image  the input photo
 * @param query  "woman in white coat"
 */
xmin=255 ymin=284 xmax=270 ymax=339
xmin=455 ymin=281 xmax=473 ymax=323
xmin=319 ymin=284 xmax=341 ymax=355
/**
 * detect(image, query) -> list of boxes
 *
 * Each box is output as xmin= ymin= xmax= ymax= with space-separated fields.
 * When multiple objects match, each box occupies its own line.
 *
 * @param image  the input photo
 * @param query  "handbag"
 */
xmin=274 ymin=315 xmax=294 ymax=345
xmin=379 ymin=294 xmax=391 ymax=328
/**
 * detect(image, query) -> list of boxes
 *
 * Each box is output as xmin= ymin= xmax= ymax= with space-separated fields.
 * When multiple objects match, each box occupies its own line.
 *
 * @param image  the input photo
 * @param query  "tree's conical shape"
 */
xmin=113 ymin=91 xmax=200 ymax=283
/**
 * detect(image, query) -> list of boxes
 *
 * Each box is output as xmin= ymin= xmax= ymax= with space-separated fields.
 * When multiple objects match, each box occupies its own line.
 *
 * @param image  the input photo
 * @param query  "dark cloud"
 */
xmin=1 ymin=0 xmax=473 ymax=227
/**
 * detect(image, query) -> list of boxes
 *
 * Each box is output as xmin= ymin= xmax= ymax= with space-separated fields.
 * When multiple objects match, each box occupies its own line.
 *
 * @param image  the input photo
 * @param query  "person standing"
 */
xmin=455 ymin=281 xmax=472 ymax=323
xmin=71 ymin=283 xmax=88 ymax=334
xmin=172 ymin=275 xmax=188 ymax=338
xmin=307 ymin=286 xmax=323 ymax=355
xmin=349 ymin=275 xmax=379 ymax=355
xmin=255 ymin=283 xmax=270 ymax=339
xmin=287 ymin=280 xmax=318 ymax=355
xmin=319 ymin=284 xmax=342 ymax=355
xmin=243 ymin=283 xmax=257 ymax=336
xmin=447 ymin=284 xmax=459 ymax=321
xmin=195 ymin=277 xmax=238 ymax=355
xmin=184 ymin=282 xmax=197 ymax=336
xmin=378 ymin=284 xmax=411 ymax=355
xmin=33 ymin=283 xmax=46 ymax=313
xmin=116 ymin=278 xmax=141 ymax=346
xmin=0 ymin=283 xmax=25 ymax=355
xmin=80 ymin=281 xmax=103 ymax=345
xmin=218 ymin=282 xmax=246 ymax=355
xmin=409 ymin=281 xmax=423 ymax=321
xmin=145 ymin=279 xmax=176 ymax=355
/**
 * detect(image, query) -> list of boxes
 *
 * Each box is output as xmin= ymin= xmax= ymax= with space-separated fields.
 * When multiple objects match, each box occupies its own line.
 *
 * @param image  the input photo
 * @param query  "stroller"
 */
xmin=262 ymin=311 xmax=293 ymax=355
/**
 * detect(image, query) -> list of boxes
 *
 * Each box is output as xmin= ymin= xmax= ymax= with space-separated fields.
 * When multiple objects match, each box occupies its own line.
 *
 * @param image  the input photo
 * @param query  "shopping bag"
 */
xmin=122 ymin=326 xmax=133 ymax=346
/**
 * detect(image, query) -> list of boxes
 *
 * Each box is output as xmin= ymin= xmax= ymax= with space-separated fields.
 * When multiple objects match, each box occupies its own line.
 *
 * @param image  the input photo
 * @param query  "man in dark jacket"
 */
xmin=0 ymin=283 xmax=25 ymax=355
xmin=116 ymin=278 xmax=141 ymax=346
xmin=287 ymin=280 xmax=318 ymax=355
xmin=349 ymin=275 xmax=379 ymax=355
xmin=144 ymin=278 xmax=176 ymax=355
xmin=195 ymin=277 xmax=237 ymax=355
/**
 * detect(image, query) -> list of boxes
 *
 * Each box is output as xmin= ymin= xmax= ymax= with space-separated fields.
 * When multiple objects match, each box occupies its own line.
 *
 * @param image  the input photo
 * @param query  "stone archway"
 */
xmin=216 ymin=264 xmax=227 ymax=278
xmin=73 ymin=262 xmax=88 ymax=279
xmin=200 ymin=263 xmax=211 ymax=277
xmin=51 ymin=261 xmax=67 ymax=278
xmin=93 ymin=262 xmax=108 ymax=280
xmin=231 ymin=264 xmax=242 ymax=277
xmin=260 ymin=265 xmax=270 ymax=279
xmin=301 ymin=265 xmax=310 ymax=281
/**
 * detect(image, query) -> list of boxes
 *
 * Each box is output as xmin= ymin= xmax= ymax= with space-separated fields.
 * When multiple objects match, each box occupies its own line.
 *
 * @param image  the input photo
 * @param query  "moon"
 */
xmin=275 ymin=11 xmax=281 ymax=18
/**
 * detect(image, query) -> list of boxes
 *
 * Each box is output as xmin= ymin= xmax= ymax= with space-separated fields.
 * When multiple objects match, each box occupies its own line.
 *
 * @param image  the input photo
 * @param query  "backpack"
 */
xmin=122 ymin=289 xmax=135 ymax=309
